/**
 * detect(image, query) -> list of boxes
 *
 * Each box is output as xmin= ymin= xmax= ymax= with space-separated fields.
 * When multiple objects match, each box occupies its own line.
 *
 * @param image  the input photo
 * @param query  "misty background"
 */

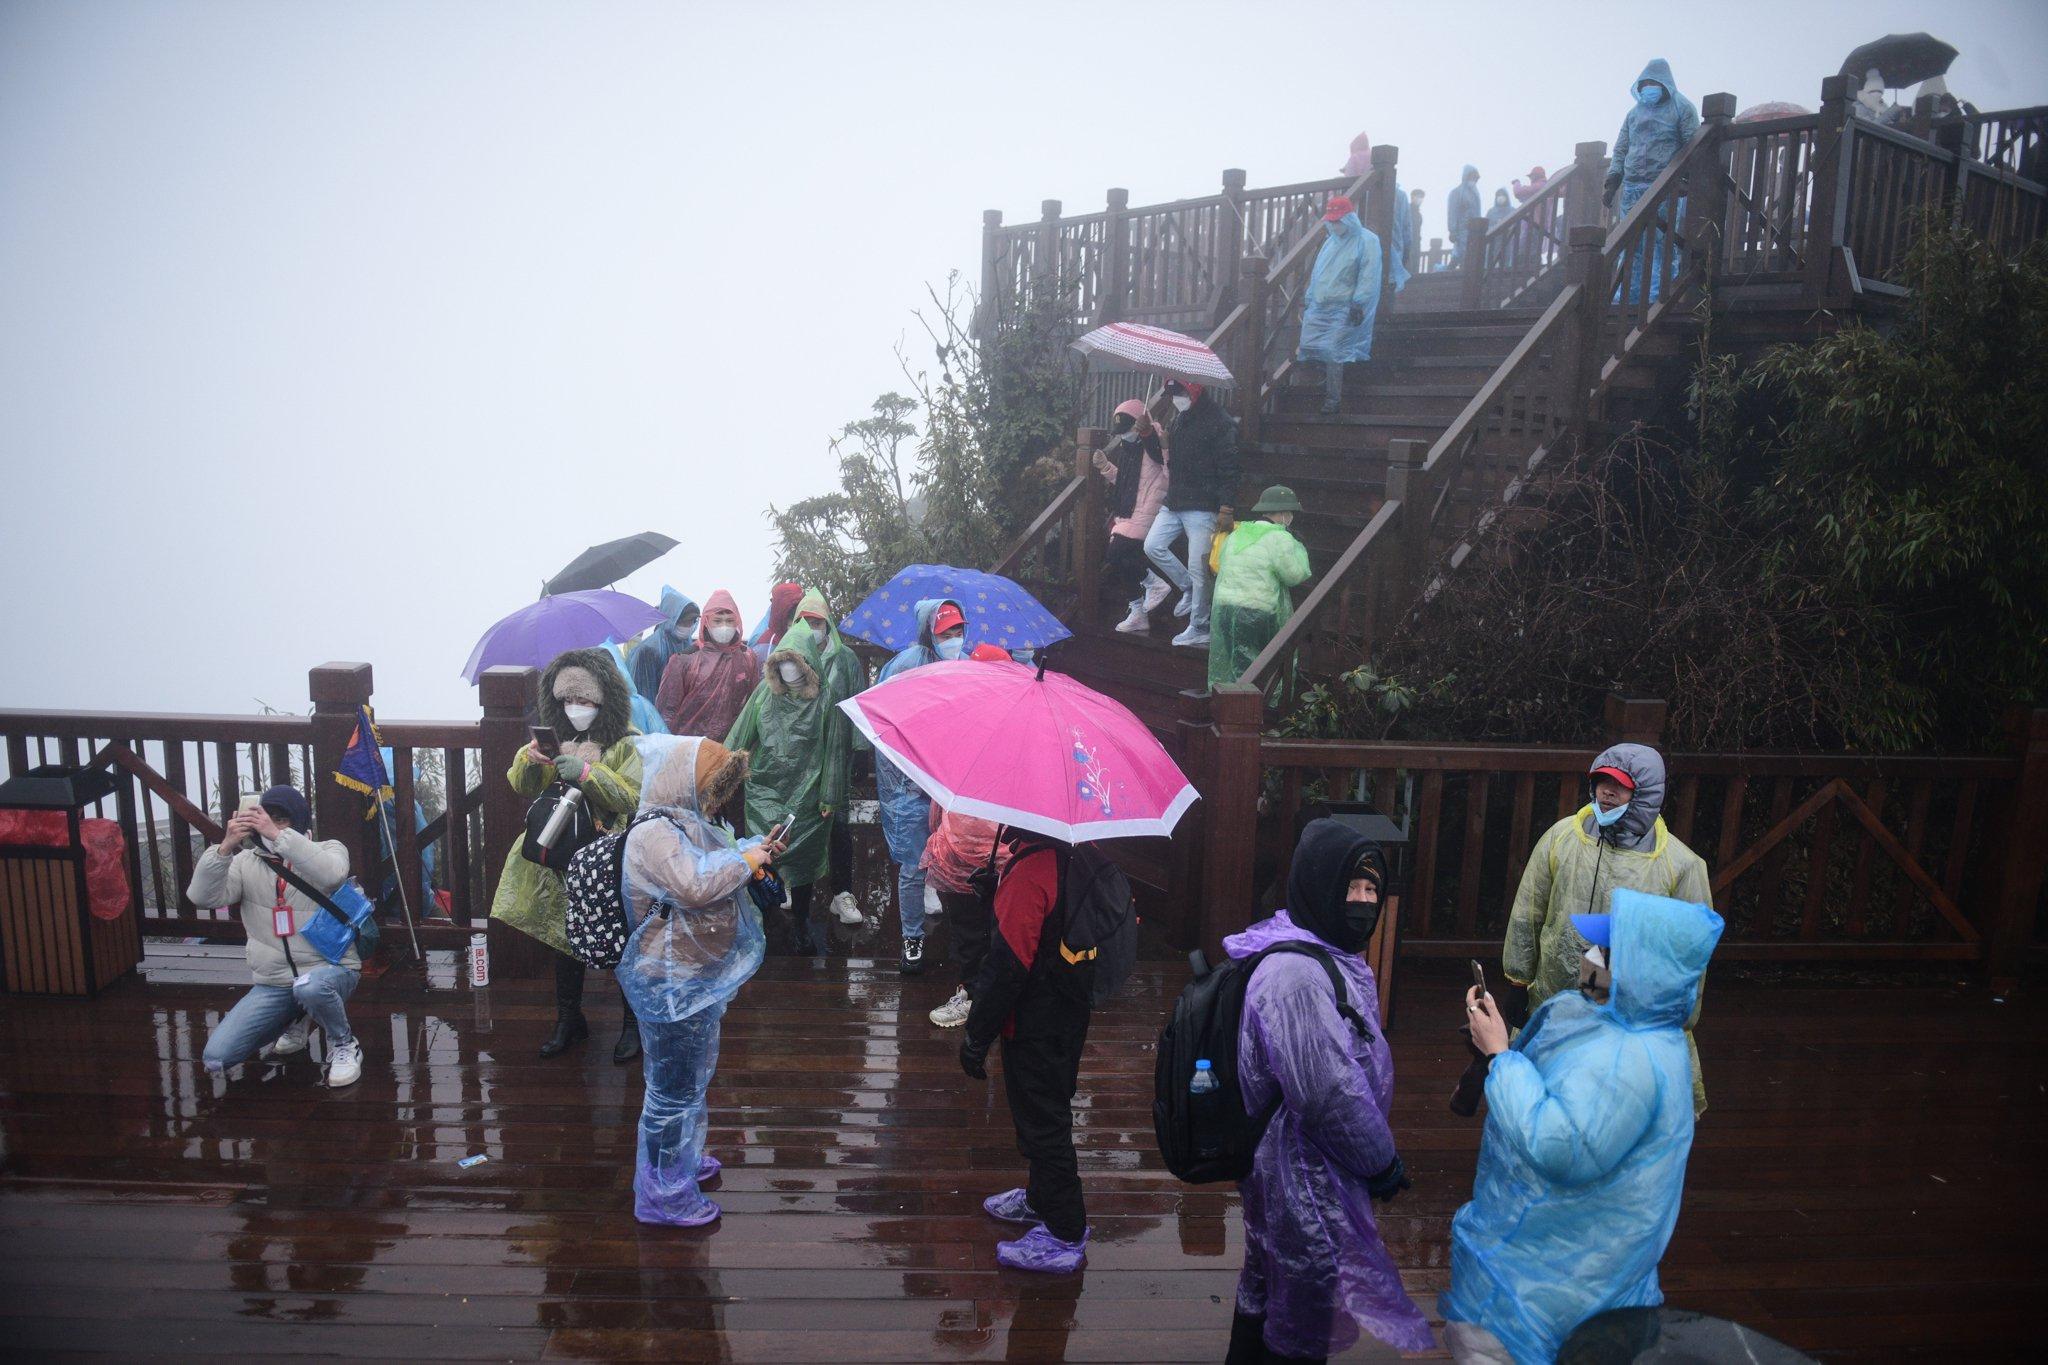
xmin=4 ymin=0 xmax=2042 ymax=720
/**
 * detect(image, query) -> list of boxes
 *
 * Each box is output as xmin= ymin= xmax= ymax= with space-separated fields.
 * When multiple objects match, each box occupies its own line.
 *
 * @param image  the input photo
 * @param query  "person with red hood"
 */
xmin=748 ymin=582 xmax=804 ymax=666
xmin=656 ymin=589 xmax=761 ymax=743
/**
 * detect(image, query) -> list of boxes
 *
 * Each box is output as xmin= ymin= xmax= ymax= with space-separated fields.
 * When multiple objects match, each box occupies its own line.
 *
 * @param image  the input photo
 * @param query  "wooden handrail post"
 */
xmin=1564 ymin=224 xmax=1610 ymax=445
xmin=478 ymin=664 xmax=545 ymax=978
xmin=1603 ymin=694 xmax=1669 ymax=747
xmin=1073 ymin=426 xmax=1108 ymax=626
xmin=1807 ymin=75 xmax=1855 ymax=306
xmin=977 ymin=209 xmax=1003 ymax=336
xmin=1375 ymin=441 xmax=1430 ymax=644
xmin=1367 ymin=145 xmax=1400 ymax=313
xmin=1566 ymin=141 xmax=1609 ymax=231
xmin=1198 ymin=683 xmax=1264 ymax=956
xmin=1220 ymin=168 xmax=1247 ymax=308
xmin=1034 ymin=198 xmax=1063 ymax=308
xmin=1100 ymin=189 xmax=1130 ymax=324
xmin=1985 ymin=706 xmax=2048 ymax=997
xmin=1238 ymin=253 xmax=1271 ymax=446
xmin=1693 ymin=94 xmax=1737 ymax=291
xmin=309 ymin=662 xmax=374 ymax=887
xmin=1460 ymin=215 xmax=1490 ymax=310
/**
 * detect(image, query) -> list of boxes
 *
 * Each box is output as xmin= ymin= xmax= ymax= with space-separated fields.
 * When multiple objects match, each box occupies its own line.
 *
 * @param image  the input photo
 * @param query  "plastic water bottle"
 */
xmin=1189 ymin=1058 xmax=1218 ymax=1095
xmin=1190 ymin=1058 xmax=1222 ymax=1159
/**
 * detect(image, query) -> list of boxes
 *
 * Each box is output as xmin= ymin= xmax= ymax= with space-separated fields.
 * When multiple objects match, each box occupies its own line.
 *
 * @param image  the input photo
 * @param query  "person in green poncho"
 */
xmin=723 ymin=618 xmax=849 ymax=956
xmin=1208 ymin=485 xmax=1312 ymax=691
xmin=790 ymin=589 xmax=870 ymax=928
xmin=489 ymin=648 xmax=645 ymax=1063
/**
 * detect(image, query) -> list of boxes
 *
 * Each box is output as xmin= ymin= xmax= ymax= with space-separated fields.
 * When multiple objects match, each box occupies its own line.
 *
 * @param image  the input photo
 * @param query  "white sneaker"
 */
xmin=267 ymin=1015 xmax=311 ymax=1057
xmin=923 ymin=884 xmax=944 ymax=916
xmin=830 ymin=891 xmax=863 ymax=925
xmin=324 ymin=1037 xmax=363 ymax=1088
xmin=1114 ymin=606 xmax=1150 ymax=634
xmin=1172 ymin=593 xmax=1194 ymax=619
xmin=1171 ymin=627 xmax=1212 ymax=648
xmin=929 ymin=987 xmax=972 ymax=1028
xmin=1142 ymin=577 xmax=1172 ymax=612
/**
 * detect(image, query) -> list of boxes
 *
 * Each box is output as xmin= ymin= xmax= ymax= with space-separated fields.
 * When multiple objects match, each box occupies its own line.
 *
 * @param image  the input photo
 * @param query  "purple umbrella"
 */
xmin=461 ymin=590 xmax=666 ymax=683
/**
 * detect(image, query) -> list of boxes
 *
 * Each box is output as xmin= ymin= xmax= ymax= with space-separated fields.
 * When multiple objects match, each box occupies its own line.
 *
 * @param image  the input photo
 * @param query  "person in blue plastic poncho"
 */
xmin=1441 ymin=889 xmax=1725 ymax=1365
xmin=630 ymin=587 xmax=699 ymax=704
xmin=870 ymin=598 xmax=966 ymax=976
xmin=1388 ymin=183 xmax=1413 ymax=295
xmin=616 ymin=734 xmax=779 ymax=1227
xmin=1606 ymin=58 xmax=1700 ymax=306
xmin=1447 ymin=164 xmax=1482 ymax=266
xmin=604 ymin=643 xmax=669 ymax=739
xmin=1297 ymin=196 xmax=1384 ymax=415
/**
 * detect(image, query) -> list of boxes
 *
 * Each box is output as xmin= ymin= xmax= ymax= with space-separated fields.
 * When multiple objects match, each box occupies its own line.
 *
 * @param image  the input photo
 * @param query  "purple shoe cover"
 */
xmin=996 ymin=1224 xmax=1089 ymax=1273
xmin=982 ymin=1187 xmax=1039 ymax=1224
xmin=696 ymin=1153 xmax=722 ymax=1183
xmin=635 ymin=1193 xmax=721 ymax=1228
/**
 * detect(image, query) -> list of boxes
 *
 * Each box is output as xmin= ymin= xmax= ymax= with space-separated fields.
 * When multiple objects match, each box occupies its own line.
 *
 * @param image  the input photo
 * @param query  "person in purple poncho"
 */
xmin=1223 ymin=818 xmax=1434 ymax=1363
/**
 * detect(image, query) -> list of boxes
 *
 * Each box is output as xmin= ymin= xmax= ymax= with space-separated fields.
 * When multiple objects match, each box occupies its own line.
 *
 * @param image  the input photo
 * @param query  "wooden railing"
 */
xmin=0 ymin=662 xmax=559 ymax=972
xmin=1188 ymin=692 xmax=2048 ymax=991
xmin=1461 ymin=147 xmax=1606 ymax=311
xmin=1712 ymin=112 xmax=1822 ymax=286
xmin=1951 ymin=104 xmax=2048 ymax=179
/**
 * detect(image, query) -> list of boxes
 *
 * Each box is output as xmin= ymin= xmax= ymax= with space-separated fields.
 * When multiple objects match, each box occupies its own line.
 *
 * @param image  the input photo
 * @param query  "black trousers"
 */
xmin=828 ymin=814 xmax=853 ymax=897
xmin=1104 ymin=534 xmax=1149 ymax=602
xmin=999 ymin=1017 xmax=1091 ymax=1242
xmin=1226 ymin=1310 xmax=1325 ymax=1365
xmin=942 ymin=890 xmax=991 ymax=992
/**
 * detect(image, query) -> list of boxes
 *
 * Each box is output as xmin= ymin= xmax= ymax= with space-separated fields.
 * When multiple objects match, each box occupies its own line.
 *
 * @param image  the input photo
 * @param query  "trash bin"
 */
xmin=0 ymin=765 xmax=141 ymax=997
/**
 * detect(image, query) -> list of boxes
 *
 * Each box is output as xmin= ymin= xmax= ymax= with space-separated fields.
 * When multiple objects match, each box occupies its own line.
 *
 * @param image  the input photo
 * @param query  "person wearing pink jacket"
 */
xmin=1094 ymin=398 xmax=1174 ymax=634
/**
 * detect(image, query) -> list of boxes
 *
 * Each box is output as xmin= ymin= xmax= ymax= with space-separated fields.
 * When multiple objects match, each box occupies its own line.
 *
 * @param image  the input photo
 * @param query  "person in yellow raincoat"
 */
xmin=1502 ymin=743 xmax=1714 ymax=1114
xmin=490 ymin=648 xmax=644 ymax=1061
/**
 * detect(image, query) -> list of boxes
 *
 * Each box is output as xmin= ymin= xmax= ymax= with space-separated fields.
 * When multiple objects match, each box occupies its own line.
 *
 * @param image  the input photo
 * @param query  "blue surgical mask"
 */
xmin=935 ymin=638 xmax=965 ymax=661
xmin=1637 ymin=84 xmax=1665 ymax=107
xmin=1593 ymin=800 xmax=1629 ymax=828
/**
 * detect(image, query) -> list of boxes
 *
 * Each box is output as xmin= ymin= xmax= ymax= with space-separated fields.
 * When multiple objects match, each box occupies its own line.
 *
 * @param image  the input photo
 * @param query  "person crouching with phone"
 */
xmin=489 ymin=648 xmax=645 ymax=1062
xmin=1441 ymin=892 xmax=1724 ymax=1364
xmin=189 ymin=784 xmax=364 ymax=1087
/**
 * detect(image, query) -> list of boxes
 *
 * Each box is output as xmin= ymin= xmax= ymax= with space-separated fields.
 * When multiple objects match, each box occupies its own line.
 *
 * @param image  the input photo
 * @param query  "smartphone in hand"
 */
xmin=1470 ymin=959 xmax=1488 ymax=997
xmin=530 ymin=725 xmax=560 ymax=759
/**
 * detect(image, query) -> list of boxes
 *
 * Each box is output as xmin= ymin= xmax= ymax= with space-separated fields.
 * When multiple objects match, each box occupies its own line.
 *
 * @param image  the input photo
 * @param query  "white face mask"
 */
xmin=935 ymin=637 xmax=965 ymax=661
xmin=563 ymin=703 xmax=599 ymax=732
xmin=1171 ymin=395 xmax=1193 ymax=412
xmin=778 ymin=661 xmax=804 ymax=684
xmin=709 ymin=625 xmax=738 ymax=644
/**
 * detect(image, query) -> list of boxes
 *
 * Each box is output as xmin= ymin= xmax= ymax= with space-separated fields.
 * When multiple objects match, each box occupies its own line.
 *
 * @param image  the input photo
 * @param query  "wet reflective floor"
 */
xmin=1 ymin=941 xmax=2043 ymax=1360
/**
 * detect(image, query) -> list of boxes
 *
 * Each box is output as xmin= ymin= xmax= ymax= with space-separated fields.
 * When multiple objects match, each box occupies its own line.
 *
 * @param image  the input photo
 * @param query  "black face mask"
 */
xmin=1112 ymin=413 xmax=1137 ymax=435
xmin=1334 ymin=888 xmax=1382 ymax=952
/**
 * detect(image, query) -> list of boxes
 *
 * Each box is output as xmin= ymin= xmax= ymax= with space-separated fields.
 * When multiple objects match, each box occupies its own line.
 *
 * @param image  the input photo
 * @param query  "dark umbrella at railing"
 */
xmin=542 ymin=532 xmax=679 ymax=596
xmin=1840 ymin=32 xmax=1957 ymax=87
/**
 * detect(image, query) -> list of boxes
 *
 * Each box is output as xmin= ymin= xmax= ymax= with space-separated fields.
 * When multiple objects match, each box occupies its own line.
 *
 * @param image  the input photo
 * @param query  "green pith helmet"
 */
xmin=1250 ymin=485 xmax=1302 ymax=514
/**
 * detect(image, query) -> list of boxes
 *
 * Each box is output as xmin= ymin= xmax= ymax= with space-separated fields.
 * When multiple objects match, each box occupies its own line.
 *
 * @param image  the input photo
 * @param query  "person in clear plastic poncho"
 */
xmin=616 ymin=733 xmax=779 ymax=1227
xmin=1297 ymin=196 xmax=1384 ymax=415
xmin=723 ymin=618 xmax=848 ymax=954
xmin=1503 ymin=743 xmax=1714 ymax=1115
xmin=1444 ymin=890 xmax=1725 ymax=1364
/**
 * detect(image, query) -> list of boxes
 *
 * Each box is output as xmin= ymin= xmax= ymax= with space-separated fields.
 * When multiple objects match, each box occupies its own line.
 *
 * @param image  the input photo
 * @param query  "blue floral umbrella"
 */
xmin=840 ymin=565 xmax=1071 ymax=653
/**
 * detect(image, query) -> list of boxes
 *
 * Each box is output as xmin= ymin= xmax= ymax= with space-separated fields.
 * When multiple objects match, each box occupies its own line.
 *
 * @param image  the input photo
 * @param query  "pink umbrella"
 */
xmin=838 ymin=659 xmax=1199 ymax=842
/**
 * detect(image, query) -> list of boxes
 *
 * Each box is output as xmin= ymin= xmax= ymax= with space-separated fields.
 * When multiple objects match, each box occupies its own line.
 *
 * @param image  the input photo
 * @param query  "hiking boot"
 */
xmin=982 ymin=1187 xmax=1040 ymax=1224
xmin=267 ymin=1014 xmax=311 ymax=1057
xmin=830 ymin=891 xmax=863 ymax=924
xmin=324 ymin=1037 xmax=363 ymax=1088
xmin=1171 ymin=626 xmax=1211 ymax=648
xmin=923 ymin=884 xmax=944 ymax=917
xmin=929 ymin=987 xmax=972 ymax=1028
xmin=899 ymin=935 xmax=926 ymax=975
xmin=1114 ymin=605 xmax=1150 ymax=634
xmin=996 ymin=1224 xmax=1089 ymax=1273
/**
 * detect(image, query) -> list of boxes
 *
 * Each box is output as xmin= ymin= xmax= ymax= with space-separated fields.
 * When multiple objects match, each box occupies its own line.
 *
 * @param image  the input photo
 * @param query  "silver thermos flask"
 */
xmin=536 ymin=784 xmax=585 ymax=852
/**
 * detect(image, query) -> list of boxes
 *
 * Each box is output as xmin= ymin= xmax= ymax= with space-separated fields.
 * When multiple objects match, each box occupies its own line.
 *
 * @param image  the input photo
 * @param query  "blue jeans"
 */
xmin=202 ymin=963 xmax=358 ymax=1073
xmin=898 ymin=860 xmax=927 ymax=939
xmin=1143 ymin=507 xmax=1219 ymax=632
xmin=634 ymin=1001 xmax=725 ymax=1225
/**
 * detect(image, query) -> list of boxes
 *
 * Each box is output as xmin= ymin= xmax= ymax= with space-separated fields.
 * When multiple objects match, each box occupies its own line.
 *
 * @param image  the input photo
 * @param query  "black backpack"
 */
xmin=522 ymin=781 xmax=599 ymax=871
xmin=974 ymin=836 xmax=1137 ymax=1006
xmin=563 ymin=811 xmax=663 ymax=969
xmin=1153 ymin=941 xmax=1373 ymax=1184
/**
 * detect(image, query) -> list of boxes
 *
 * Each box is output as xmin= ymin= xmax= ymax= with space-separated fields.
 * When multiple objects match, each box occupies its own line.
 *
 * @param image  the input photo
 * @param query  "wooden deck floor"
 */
xmin=0 ymin=937 xmax=2043 ymax=1361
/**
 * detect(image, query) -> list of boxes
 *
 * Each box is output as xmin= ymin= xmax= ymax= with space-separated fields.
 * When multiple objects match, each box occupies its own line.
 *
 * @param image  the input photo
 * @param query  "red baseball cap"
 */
xmin=1324 ymin=195 xmax=1354 ymax=220
xmin=931 ymin=602 xmax=966 ymax=635
xmin=1589 ymin=765 xmax=1636 ymax=790
xmin=969 ymin=643 xmax=1011 ymax=662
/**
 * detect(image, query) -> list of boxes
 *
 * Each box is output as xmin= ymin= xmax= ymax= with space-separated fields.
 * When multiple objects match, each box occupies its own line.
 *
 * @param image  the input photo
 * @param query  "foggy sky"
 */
xmin=4 ymin=0 xmax=2043 ymax=721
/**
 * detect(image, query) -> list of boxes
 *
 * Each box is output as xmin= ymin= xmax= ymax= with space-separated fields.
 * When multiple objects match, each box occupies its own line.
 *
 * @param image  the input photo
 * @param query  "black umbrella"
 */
xmin=543 ymin=532 xmax=679 ymax=596
xmin=1560 ymin=1308 xmax=1817 ymax=1364
xmin=1839 ymin=32 xmax=1957 ymax=88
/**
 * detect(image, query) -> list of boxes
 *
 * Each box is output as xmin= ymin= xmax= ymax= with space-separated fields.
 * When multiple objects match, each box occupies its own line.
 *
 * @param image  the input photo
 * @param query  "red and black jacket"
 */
xmin=964 ymin=841 xmax=1095 ymax=1045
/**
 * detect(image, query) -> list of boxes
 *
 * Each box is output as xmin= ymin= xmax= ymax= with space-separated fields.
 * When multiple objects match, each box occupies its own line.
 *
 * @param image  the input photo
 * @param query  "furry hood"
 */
xmin=763 ymin=621 xmax=826 ymax=700
xmin=539 ymin=647 xmax=637 ymax=748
